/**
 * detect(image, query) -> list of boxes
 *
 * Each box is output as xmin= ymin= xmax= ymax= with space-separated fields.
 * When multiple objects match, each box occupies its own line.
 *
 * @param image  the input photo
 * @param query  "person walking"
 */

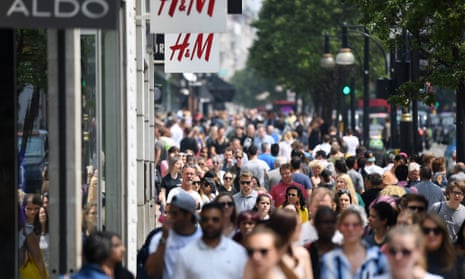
xmin=145 ymin=192 xmax=202 ymax=279
xmin=172 ymin=202 xmax=247 ymax=279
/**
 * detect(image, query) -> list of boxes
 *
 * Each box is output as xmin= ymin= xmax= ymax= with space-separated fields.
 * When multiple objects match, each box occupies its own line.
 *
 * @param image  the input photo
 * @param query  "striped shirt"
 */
xmin=320 ymin=243 xmax=389 ymax=279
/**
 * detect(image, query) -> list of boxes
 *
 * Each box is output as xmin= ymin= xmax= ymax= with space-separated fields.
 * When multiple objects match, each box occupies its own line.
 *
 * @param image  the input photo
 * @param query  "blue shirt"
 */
xmin=320 ymin=243 xmax=389 ymax=279
xmin=61 ymin=263 xmax=110 ymax=279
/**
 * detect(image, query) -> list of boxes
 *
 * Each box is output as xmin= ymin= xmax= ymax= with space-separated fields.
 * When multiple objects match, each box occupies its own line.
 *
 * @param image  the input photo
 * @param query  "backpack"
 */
xmin=136 ymin=227 xmax=162 ymax=279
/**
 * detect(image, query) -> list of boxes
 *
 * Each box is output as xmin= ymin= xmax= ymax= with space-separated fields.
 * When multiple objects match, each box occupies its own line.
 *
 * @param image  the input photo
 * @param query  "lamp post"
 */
xmin=322 ymin=23 xmax=390 ymax=148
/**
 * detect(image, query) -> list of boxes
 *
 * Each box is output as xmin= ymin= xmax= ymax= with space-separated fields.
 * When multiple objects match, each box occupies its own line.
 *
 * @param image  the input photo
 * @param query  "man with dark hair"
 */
xmin=146 ymin=192 xmax=202 ymax=279
xmin=172 ymin=202 xmax=247 ymax=279
xmin=361 ymin=173 xmax=383 ymax=213
xmin=70 ymin=231 xmax=132 ymax=279
xmin=270 ymin=143 xmax=280 ymax=157
xmin=242 ymin=144 xmax=270 ymax=187
xmin=414 ymin=166 xmax=445 ymax=209
xmin=290 ymin=156 xmax=313 ymax=197
xmin=398 ymin=193 xmax=429 ymax=217
xmin=450 ymin=162 xmax=465 ymax=182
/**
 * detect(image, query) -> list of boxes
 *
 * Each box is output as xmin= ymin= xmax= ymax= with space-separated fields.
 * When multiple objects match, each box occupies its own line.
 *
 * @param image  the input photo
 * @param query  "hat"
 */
xmin=365 ymin=151 xmax=376 ymax=162
xmin=171 ymin=192 xmax=197 ymax=217
xmin=202 ymin=177 xmax=216 ymax=186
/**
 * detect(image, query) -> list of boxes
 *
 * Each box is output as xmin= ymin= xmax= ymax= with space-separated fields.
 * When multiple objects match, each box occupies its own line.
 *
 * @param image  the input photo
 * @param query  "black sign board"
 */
xmin=0 ymin=0 xmax=118 ymax=29
xmin=153 ymin=33 xmax=164 ymax=64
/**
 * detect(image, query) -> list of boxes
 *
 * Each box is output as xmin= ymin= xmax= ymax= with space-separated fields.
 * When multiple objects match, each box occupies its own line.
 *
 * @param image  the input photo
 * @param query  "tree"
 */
xmin=16 ymin=29 xmax=47 ymax=153
xmin=229 ymin=67 xmax=283 ymax=108
xmin=351 ymin=0 xmax=465 ymax=163
xmin=247 ymin=0 xmax=373 ymax=121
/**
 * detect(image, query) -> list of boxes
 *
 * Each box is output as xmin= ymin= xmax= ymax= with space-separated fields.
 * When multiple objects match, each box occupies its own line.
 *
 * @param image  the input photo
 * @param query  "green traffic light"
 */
xmin=342 ymin=85 xmax=351 ymax=95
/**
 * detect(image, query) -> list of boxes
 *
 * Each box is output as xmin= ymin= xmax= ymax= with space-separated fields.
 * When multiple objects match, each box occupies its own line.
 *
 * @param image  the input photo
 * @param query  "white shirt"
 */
xmin=172 ymin=236 xmax=247 ymax=279
xmin=298 ymin=221 xmax=343 ymax=246
xmin=342 ymin=135 xmax=359 ymax=156
xmin=148 ymin=228 xmax=202 ymax=279
xmin=167 ymin=187 xmax=202 ymax=209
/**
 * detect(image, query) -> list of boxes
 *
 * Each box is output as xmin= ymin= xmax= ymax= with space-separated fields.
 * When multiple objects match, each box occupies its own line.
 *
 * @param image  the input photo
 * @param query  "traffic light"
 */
xmin=342 ymin=85 xmax=351 ymax=95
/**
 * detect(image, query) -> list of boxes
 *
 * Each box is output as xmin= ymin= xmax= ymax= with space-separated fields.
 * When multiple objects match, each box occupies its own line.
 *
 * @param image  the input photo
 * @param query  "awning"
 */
xmin=206 ymin=74 xmax=236 ymax=102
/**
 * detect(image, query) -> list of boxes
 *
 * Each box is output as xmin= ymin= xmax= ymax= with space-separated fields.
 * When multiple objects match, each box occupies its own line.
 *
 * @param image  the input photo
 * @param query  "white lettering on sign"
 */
xmin=7 ymin=0 xmax=109 ymax=19
xmin=164 ymin=33 xmax=219 ymax=73
xmin=149 ymin=0 xmax=226 ymax=33
xmin=7 ymin=0 xmax=29 ymax=16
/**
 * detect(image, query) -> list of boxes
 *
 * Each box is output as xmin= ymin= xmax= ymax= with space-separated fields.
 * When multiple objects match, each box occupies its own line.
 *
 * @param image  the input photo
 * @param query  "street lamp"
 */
xmin=320 ymin=33 xmax=336 ymax=68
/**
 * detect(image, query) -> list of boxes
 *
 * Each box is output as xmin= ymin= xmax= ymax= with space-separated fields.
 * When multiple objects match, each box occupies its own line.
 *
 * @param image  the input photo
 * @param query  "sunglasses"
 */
xmin=200 ymin=216 xmax=221 ymax=223
xmin=388 ymin=247 xmax=413 ymax=258
xmin=246 ymin=248 xmax=269 ymax=257
xmin=287 ymin=193 xmax=297 ymax=197
xmin=407 ymin=206 xmax=426 ymax=212
xmin=218 ymin=201 xmax=234 ymax=208
xmin=235 ymin=157 xmax=243 ymax=160
xmin=224 ymin=177 xmax=233 ymax=180
xmin=192 ymin=181 xmax=201 ymax=185
xmin=422 ymin=226 xmax=442 ymax=236
xmin=240 ymin=181 xmax=251 ymax=185
xmin=203 ymin=184 xmax=212 ymax=187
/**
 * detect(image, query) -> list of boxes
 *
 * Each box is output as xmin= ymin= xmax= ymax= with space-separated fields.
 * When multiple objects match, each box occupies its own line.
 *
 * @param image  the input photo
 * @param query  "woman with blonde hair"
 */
xmin=335 ymin=174 xmax=364 ymax=207
xmin=309 ymin=160 xmax=324 ymax=187
xmin=374 ymin=225 xmax=442 ymax=279
xmin=278 ymin=131 xmax=294 ymax=160
xmin=243 ymin=225 xmax=299 ymax=279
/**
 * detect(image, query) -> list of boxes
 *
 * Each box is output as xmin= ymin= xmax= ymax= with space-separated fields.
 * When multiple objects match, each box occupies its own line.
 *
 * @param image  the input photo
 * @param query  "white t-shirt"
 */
xmin=167 ymin=187 xmax=202 ymax=209
xmin=342 ymin=135 xmax=360 ymax=156
xmin=148 ymin=228 xmax=202 ymax=279
xmin=172 ymin=236 xmax=247 ymax=279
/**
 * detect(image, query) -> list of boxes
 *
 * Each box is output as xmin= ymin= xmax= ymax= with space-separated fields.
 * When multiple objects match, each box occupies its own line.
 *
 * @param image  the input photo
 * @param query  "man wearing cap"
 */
xmin=363 ymin=151 xmax=384 ymax=176
xmin=172 ymin=202 xmax=247 ymax=279
xmin=146 ymin=191 xmax=202 ymax=279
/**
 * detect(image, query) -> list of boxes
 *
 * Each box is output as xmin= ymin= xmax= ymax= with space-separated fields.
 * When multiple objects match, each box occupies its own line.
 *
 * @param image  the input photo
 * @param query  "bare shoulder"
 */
xmin=293 ymin=245 xmax=310 ymax=259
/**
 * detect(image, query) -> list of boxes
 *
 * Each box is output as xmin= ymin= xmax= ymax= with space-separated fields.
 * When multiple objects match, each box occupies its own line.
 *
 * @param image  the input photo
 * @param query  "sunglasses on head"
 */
xmin=388 ymin=247 xmax=413 ymax=257
xmin=422 ymin=226 xmax=442 ymax=235
xmin=337 ymin=189 xmax=350 ymax=196
xmin=246 ymin=248 xmax=269 ymax=257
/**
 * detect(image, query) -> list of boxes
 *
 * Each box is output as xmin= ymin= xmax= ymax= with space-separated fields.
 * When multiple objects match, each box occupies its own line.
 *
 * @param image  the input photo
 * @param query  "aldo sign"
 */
xmin=0 ymin=0 xmax=117 ymax=29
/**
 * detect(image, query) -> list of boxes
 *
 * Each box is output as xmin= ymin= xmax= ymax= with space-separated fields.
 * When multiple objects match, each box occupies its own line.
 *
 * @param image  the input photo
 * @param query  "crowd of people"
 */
xmin=145 ymin=110 xmax=465 ymax=279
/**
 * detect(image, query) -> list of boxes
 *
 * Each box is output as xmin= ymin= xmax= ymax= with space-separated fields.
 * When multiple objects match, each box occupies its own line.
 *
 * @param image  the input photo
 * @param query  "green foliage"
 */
xmin=16 ymin=29 xmax=47 ymax=92
xmin=352 ymin=0 xmax=465 ymax=108
xmin=229 ymin=67 xmax=283 ymax=108
xmin=245 ymin=0 xmax=388 ymax=119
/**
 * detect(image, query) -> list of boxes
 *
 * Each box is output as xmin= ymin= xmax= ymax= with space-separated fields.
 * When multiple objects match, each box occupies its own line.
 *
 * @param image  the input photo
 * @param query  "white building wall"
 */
xmin=124 ymin=0 xmax=139 ymax=274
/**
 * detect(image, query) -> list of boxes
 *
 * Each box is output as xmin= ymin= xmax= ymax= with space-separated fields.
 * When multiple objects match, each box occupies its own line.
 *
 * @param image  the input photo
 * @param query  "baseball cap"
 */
xmin=171 ymin=191 xmax=198 ymax=218
xmin=365 ymin=151 xmax=376 ymax=162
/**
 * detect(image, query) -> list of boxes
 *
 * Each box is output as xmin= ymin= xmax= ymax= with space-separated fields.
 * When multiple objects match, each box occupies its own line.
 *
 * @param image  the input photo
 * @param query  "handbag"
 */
xmin=19 ymin=252 xmax=48 ymax=279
